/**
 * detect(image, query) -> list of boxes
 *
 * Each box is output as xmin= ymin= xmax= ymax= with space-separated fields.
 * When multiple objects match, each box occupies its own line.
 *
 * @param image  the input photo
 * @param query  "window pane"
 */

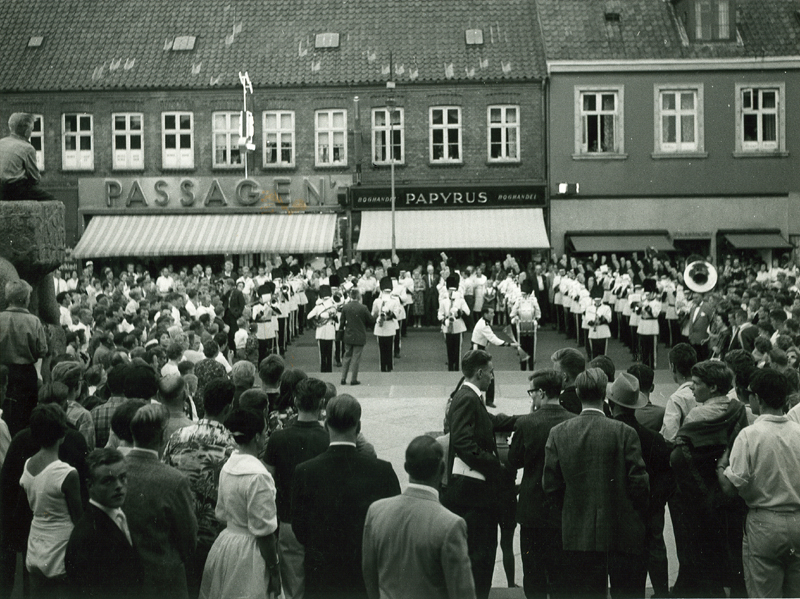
xmin=79 ymin=116 xmax=91 ymax=131
xmin=762 ymin=114 xmax=777 ymax=142
xmin=265 ymin=114 xmax=277 ymax=129
xmin=332 ymin=112 xmax=345 ymax=128
xmin=281 ymin=146 xmax=291 ymax=163
xmin=447 ymin=129 xmax=459 ymax=145
xmin=130 ymin=135 xmax=142 ymax=150
xmin=333 ymin=131 xmax=344 ymax=146
xmin=318 ymin=113 xmax=329 ymax=128
xmin=65 ymin=115 xmax=77 ymax=132
xmin=165 ymin=134 xmax=176 ymax=149
xmin=586 ymin=115 xmax=599 ymax=151
xmin=601 ymin=94 xmax=615 ymax=111
xmin=179 ymin=114 xmax=191 ymax=130
xmin=662 ymin=93 xmax=676 ymax=111
xmin=215 ymin=148 xmax=226 ymax=164
xmin=214 ymin=114 xmax=227 ymax=130
xmin=448 ymin=143 xmax=459 ymax=159
xmin=447 ymin=109 xmax=459 ymax=124
xmin=65 ymin=137 xmax=77 ymax=151
xmin=490 ymin=108 xmax=501 ymax=123
xmin=215 ymin=133 xmax=226 ymax=149
xmin=164 ymin=114 xmax=176 ymax=130
xmin=601 ymin=114 xmax=614 ymax=151
xmin=280 ymin=114 xmax=292 ymax=129
xmin=375 ymin=111 xmax=386 ymax=127
xmin=79 ymin=136 xmax=91 ymax=151
xmin=506 ymin=128 xmax=517 ymax=158
xmin=31 ymin=138 xmax=41 ymax=151
xmin=680 ymin=93 xmax=694 ymax=110
xmin=583 ymin=94 xmax=596 ymax=112
xmin=115 ymin=135 xmax=127 ymax=150
xmin=180 ymin=134 xmax=191 ymax=149
xmin=231 ymin=114 xmax=241 ymax=130
xmin=490 ymin=128 xmax=502 ymax=144
xmin=115 ymin=116 xmax=127 ymax=130
xmin=680 ymin=115 xmax=695 ymax=143
xmin=662 ymin=115 xmax=676 ymax=143
xmin=743 ymin=114 xmax=758 ymax=141
xmin=762 ymin=91 xmax=776 ymax=109
xmin=433 ymin=130 xmax=443 ymax=144
xmin=742 ymin=91 xmax=751 ymax=109
xmin=32 ymin=118 xmax=42 ymax=133
xmin=230 ymin=148 xmax=241 ymax=164
xmin=506 ymin=108 xmax=517 ymax=124
xmin=391 ymin=110 xmax=401 ymax=126
xmin=431 ymin=110 xmax=443 ymax=125
xmin=130 ymin=115 xmax=142 ymax=130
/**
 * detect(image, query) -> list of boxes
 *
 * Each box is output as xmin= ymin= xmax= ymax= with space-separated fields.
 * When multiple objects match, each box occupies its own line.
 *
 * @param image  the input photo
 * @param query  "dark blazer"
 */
xmin=123 ymin=449 xmax=197 ymax=599
xmin=558 ymin=385 xmax=581 ymax=415
xmin=292 ymin=444 xmax=400 ymax=599
xmin=687 ymin=302 xmax=712 ymax=345
xmin=65 ymin=503 xmax=144 ymax=598
xmin=731 ymin=322 xmax=759 ymax=354
xmin=340 ymin=300 xmax=375 ymax=346
xmin=543 ymin=410 xmax=649 ymax=554
xmin=443 ymin=384 xmax=516 ymax=511
xmin=508 ymin=404 xmax=576 ymax=529
xmin=615 ymin=412 xmax=675 ymax=508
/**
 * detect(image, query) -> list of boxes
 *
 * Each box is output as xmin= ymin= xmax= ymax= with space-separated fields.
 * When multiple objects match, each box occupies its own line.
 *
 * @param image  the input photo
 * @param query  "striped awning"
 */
xmin=72 ymin=213 xmax=337 ymax=258
xmin=356 ymin=208 xmax=549 ymax=250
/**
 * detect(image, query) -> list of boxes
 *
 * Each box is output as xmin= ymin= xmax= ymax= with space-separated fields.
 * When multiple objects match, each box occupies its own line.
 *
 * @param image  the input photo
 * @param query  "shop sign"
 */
xmin=351 ymin=185 xmax=546 ymax=210
xmin=78 ymin=176 xmax=352 ymax=211
xmin=672 ymin=231 xmax=713 ymax=239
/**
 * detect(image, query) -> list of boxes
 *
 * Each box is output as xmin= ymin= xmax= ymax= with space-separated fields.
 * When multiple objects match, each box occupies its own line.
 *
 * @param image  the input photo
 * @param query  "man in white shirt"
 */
xmin=156 ymin=267 xmax=175 ymax=296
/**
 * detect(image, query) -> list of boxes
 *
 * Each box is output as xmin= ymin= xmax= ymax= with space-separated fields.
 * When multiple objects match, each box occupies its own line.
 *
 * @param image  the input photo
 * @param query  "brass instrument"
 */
xmin=315 ymin=297 xmax=339 ymax=327
xmin=683 ymin=260 xmax=718 ymax=294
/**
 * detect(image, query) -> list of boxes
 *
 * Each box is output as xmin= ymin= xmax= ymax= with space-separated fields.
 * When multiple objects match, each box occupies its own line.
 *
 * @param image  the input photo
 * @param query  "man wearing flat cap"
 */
xmin=0 ymin=113 xmax=55 ymax=202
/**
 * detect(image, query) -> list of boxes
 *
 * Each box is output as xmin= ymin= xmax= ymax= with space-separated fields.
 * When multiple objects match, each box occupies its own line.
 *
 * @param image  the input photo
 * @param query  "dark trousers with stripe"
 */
xmin=377 ymin=335 xmax=394 ymax=372
xmin=639 ymin=334 xmax=657 ymax=370
xmin=318 ymin=339 xmax=333 ymax=372
xmin=445 ymin=333 xmax=462 ymax=371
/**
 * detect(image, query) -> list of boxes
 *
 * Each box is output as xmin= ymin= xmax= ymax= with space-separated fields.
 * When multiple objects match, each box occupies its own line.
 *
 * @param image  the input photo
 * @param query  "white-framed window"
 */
xmin=62 ymin=113 xmax=94 ymax=170
xmin=212 ymin=112 xmax=242 ymax=168
xmin=574 ymin=86 xmax=624 ymax=156
xmin=695 ymin=0 xmax=733 ymax=41
xmin=315 ymin=109 xmax=347 ymax=166
xmin=736 ymin=84 xmax=785 ymax=153
xmin=654 ymin=85 xmax=703 ymax=154
xmin=372 ymin=107 xmax=404 ymax=164
xmin=430 ymin=107 xmax=462 ymax=163
xmin=30 ymin=115 xmax=44 ymax=171
xmin=112 ymin=113 xmax=144 ymax=170
xmin=162 ymin=112 xmax=194 ymax=169
xmin=487 ymin=105 xmax=520 ymax=162
xmin=263 ymin=111 xmax=295 ymax=167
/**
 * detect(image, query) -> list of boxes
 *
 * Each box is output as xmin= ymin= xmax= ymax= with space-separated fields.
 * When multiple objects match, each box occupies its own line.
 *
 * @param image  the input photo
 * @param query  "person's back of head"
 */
xmin=589 ymin=355 xmax=615 ymax=384
xmin=295 ymin=378 xmax=327 ymax=413
xmin=38 ymin=381 xmax=70 ymax=410
xmin=51 ymin=361 xmax=84 ymax=396
xmin=130 ymin=403 xmax=169 ymax=450
xmin=158 ymin=374 xmax=185 ymax=408
xmin=404 ymin=435 xmax=444 ymax=485
xmin=30 ymin=404 xmax=68 ymax=449
xmin=668 ymin=343 xmax=697 ymax=379
xmin=627 ymin=363 xmax=655 ymax=395
xmin=551 ymin=347 xmax=586 ymax=385
xmin=203 ymin=378 xmax=236 ymax=419
xmin=124 ymin=363 xmax=158 ymax=400
xmin=225 ymin=408 xmax=265 ymax=446
xmin=5 ymin=279 xmax=31 ymax=308
xmin=8 ymin=112 xmax=34 ymax=137
xmin=231 ymin=360 xmax=256 ymax=389
xmin=529 ymin=369 xmax=563 ymax=400
xmin=238 ymin=389 xmax=269 ymax=414
xmin=110 ymin=399 xmax=146 ymax=445
xmin=203 ymin=339 xmax=219 ymax=359
xmin=750 ymin=368 xmax=789 ymax=411
xmin=770 ymin=308 xmax=788 ymax=325
xmin=325 ymin=394 xmax=361 ymax=436
xmin=575 ymin=367 xmax=608 ymax=404
xmin=177 ymin=360 xmax=194 ymax=376
xmin=277 ymin=368 xmax=308 ymax=412
xmin=258 ymin=354 xmax=285 ymax=388
xmin=213 ymin=331 xmax=228 ymax=352
xmin=166 ymin=342 xmax=183 ymax=362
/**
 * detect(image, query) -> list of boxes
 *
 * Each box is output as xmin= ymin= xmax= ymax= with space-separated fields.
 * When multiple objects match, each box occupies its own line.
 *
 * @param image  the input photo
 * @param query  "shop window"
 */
xmin=315 ymin=109 xmax=347 ymax=166
xmin=112 ymin=113 xmax=144 ymax=170
xmin=263 ymin=110 xmax=295 ymax=167
xmin=574 ymin=87 xmax=625 ymax=157
xmin=162 ymin=111 xmax=194 ymax=169
xmin=735 ymin=84 xmax=785 ymax=155
xmin=654 ymin=85 xmax=704 ymax=155
xmin=212 ymin=111 xmax=242 ymax=168
xmin=487 ymin=105 xmax=519 ymax=162
xmin=30 ymin=114 xmax=44 ymax=171
xmin=430 ymin=106 xmax=462 ymax=163
xmin=62 ymin=113 xmax=94 ymax=171
xmin=372 ymin=107 xmax=404 ymax=164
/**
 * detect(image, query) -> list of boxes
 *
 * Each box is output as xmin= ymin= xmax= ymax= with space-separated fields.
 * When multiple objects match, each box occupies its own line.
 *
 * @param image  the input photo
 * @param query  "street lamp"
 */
xmin=386 ymin=82 xmax=396 ymax=261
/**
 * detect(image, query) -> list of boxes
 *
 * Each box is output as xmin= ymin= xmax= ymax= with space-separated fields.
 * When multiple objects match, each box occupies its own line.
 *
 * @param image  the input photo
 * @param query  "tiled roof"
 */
xmin=0 ymin=0 xmax=545 ymax=92
xmin=536 ymin=0 xmax=800 ymax=62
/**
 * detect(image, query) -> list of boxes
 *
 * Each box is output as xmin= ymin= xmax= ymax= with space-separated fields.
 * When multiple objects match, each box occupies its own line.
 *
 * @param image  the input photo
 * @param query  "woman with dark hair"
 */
xmin=20 ymin=404 xmax=83 ymax=598
xmin=200 ymin=409 xmax=279 ymax=599
xmin=268 ymin=368 xmax=307 ymax=435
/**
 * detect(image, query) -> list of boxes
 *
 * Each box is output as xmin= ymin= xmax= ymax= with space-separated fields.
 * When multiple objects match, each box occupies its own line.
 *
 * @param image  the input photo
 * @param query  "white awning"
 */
xmin=356 ymin=208 xmax=549 ymax=250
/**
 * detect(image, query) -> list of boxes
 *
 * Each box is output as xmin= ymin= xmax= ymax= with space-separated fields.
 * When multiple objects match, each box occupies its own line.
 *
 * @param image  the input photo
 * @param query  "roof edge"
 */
xmin=548 ymin=56 xmax=800 ymax=74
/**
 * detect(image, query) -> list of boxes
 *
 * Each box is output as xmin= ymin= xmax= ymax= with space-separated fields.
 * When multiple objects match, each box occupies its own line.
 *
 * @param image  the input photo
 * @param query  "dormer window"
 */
xmin=694 ymin=0 xmax=733 ymax=41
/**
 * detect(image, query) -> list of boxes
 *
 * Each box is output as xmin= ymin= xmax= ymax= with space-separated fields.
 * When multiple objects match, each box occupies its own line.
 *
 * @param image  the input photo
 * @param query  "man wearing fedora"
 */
xmin=609 ymin=372 xmax=675 ymax=599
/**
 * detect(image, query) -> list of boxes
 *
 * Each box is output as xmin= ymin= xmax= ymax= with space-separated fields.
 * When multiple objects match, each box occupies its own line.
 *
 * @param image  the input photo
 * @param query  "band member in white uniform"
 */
xmin=438 ymin=275 xmax=470 ymax=372
xmin=372 ymin=276 xmax=400 ymax=372
xmin=637 ymin=278 xmax=662 ymax=370
xmin=509 ymin=279 xmax=541 ymax=371
xmin=586 ymin=287 xmax=612 ymax=360
xmin=252 ymin=282 xmax=280 ymax=363
xmin=306 ymin=284 xmax=337 ymax=372
xmin=471 ymin=305 xmax=517 ymax=407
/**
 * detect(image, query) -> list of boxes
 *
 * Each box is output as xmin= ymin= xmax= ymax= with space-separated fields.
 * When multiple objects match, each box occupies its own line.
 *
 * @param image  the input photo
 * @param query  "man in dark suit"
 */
xmin=292 ymin=394 xmax=400 ymax=599
xmin=124 ymin=404 xmax=197 ymax=599
xmin=362 ymin=435 xmax=476 ymax=599
xmin=223 ymin=277 xmax=246 ymax=350
xmin=530 ymin=264 xmax=549 ymax=326
xmin=543 ymin=367 xmax=650 ymax=599
xmin=423 ymin=264 xmax=440 ymax=326
xmin=65 ymin=448 xmax=144 ymax=598
xmin=687 ymin=293 xmax=712 ymax=361
xmin=442 ymin=349 xmax=517 ymax=599
xmin=728 ymin=308 xmax=759 ymax=354
xmin=339 ymin=288 xmax=375 ymax=385
xmin=550 ymin=347 xmax=583 ymax=414
xmin=508 ymin=368 xmax=576 ymax=598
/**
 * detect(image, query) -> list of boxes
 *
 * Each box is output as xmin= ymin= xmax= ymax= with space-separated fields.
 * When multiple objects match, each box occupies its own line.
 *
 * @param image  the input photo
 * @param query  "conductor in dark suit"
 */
xmin=292 ymin=394 xmax=400 ymax=599
xmin=223 ymin=277 xmax=246 ymax=349
xmin=65 ymin=448 xmax=143 ymax=598
xmin=530 ymin=264 xmax=550 ymax=326
xmin=543 ymin=367 xmax=650 ymax=599
xmin=423 ymin=265 xmax=440 ymax=326
xmin=687 ymin=294 xmax=712 ymax=362
xmin=442 ymin=349 xmax=517 ymax=599
xmin=339 ymin=288 xmax=375 ymax=386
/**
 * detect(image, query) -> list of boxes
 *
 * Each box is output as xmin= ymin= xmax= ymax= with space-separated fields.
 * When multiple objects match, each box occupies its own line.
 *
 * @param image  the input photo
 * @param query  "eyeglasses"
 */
xmin=527 ymin=388 xmax=542 ymax=398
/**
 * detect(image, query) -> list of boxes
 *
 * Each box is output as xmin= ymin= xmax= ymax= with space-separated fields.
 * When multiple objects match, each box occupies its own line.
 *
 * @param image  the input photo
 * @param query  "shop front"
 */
xmin=349 ymin=183 xmax=550 ymax=265
xmin=72 ymin=175 xmax=349 ymax=269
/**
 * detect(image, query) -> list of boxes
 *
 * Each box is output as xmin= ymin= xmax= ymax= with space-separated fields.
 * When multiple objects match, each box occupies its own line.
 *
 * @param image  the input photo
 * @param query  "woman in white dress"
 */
xmin=20 ymin=403 xmax=83 ymax=599
xmin=200 ymin=408 xmax=280 ymax=599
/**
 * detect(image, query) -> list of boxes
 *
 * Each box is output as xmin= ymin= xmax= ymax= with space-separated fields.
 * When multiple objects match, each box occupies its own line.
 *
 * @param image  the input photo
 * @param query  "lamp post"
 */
xmin=386 ymin=83 xmax=396 ymax=260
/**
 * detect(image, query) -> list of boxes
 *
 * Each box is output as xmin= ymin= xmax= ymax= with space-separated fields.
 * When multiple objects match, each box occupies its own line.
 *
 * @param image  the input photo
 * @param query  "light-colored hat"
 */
xmin=607 ymin=373 xmax=648 ymax=409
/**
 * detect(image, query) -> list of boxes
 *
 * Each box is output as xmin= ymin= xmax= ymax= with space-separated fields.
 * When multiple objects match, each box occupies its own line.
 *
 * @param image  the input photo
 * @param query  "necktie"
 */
xmin=115 ymin=510 xmax=133 ymax=545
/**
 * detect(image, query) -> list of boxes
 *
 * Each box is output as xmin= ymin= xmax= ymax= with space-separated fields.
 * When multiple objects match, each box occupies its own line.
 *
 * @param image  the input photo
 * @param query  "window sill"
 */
xmin=486 ymin=160 xmax=522 ymax=166
xmin=61 ymin=168 xmax=95 ymax=173
xmin=160 ymin=167 xmax=197 ymax=172
xmin=428 ymin=161 xmax=464 ymax=167
xmin=262 ymin=164 xmax=297 ymax=171
xmin=732 ymin=151 xmax=789 ymax=158
xmin=111 ymin=168 xmax=146 ymax=173
xmin=211 ymin=165 xmax=246 ymax=171
xmin=651 ymin=151 xmax=708 ymax=160
xmin=314 ymin=163 xmax=349 ymax=169
xmin=571 ymin=153 xmax=628 ymax=161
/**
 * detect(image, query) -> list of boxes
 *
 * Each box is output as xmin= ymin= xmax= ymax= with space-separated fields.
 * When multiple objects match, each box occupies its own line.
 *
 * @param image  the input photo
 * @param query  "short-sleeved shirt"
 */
xmin=0 ymin=307 xmax=48 ymax=365
xmin=660 ymin=381 xmax=696 ymax=442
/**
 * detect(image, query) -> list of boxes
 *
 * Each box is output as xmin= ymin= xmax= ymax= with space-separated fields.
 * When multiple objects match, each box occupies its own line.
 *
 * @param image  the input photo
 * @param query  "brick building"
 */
xmin=0 ymin=0 xmax=550 ymax=269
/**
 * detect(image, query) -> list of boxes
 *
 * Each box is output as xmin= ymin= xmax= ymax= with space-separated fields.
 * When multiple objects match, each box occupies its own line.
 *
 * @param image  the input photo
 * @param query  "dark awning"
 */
xmin=568 ymin=233 xmax=674 ymax=253
xmin=723 ymin=232 xmax=792 ymax=250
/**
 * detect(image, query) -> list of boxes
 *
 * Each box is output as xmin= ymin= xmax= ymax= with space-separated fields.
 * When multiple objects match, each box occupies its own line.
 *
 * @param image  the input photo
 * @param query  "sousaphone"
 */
xmin=683 ymin=259 xmax=717 ymax=294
